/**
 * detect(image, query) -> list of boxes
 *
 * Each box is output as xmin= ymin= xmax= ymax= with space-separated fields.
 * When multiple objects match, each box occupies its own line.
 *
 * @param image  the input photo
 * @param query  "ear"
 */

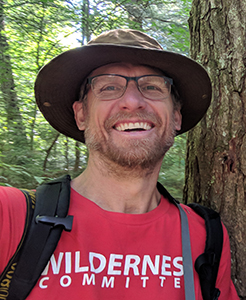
xmin=174 ymin=109 xmax=182 ymax=131
xmin=73 ymin=101 xmax=86 ymax=130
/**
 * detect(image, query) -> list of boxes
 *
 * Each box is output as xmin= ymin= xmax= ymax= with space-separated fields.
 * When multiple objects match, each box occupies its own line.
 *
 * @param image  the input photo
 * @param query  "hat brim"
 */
xmin=35 ymin=44 xmax=212 ymax=143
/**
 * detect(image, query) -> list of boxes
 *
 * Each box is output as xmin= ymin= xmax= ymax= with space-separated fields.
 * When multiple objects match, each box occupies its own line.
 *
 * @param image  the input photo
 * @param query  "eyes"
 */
xmin=141 ymin=83 xmax=163 ymax=92
xmin=101 ymin=84 xmax=121 ymax=92
xmin=88 ymin=74 xmax=173 ymax=101
xmin=100 ymin=82 xmax=164 ymax=92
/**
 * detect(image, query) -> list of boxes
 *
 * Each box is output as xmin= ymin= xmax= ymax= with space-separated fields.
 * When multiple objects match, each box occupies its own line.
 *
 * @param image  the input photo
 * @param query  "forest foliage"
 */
xmin=0 ymin=0 xmax=191 ymax=200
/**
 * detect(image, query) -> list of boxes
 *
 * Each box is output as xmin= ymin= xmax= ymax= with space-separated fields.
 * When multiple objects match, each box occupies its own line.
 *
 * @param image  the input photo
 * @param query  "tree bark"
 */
xmin=0 ymin=0 xmax=27 ymax=147
xmin=185 ymin=0 xmax=246 ymax=298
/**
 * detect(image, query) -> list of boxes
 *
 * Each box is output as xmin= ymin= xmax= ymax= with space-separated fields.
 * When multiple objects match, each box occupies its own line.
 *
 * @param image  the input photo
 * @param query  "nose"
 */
xmin=118 ymin=81 xmax=147 ymax=111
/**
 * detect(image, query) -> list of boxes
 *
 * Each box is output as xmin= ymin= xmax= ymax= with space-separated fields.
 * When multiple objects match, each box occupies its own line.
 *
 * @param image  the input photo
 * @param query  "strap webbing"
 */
xmin=156 ymin=182 xmax=196 ymax=300
xmin=177 ymin=204 xmax=196 ymax=300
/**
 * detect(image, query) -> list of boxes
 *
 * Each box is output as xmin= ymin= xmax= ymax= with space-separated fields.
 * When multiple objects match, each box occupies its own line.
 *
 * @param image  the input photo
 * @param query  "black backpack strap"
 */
xmin=188 ymin=203 xmax=223 ymax=300
xmin=7 ymin=174 xmax=73 ymax=300
xmin=157 ymin=182 xmax=223 ymax=300
xmin=0 ymin=190 xmax=35 ymax=300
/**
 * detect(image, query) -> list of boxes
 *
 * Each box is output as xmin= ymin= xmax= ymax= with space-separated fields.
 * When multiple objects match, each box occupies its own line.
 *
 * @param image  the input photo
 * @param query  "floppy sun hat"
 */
xmin=35 ymin=29 xmax=212 ymax=143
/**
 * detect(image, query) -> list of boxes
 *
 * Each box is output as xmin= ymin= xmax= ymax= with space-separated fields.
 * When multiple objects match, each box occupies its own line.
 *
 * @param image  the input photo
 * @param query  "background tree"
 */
xmin=185 ymin=0 xmax=246 ymax=297
xmin=0 ymin=0 xmax=27 ymax=152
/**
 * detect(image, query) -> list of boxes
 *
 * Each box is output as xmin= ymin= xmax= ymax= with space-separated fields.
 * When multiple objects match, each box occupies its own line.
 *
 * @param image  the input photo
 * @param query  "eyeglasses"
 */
xmin=87 ymin=74 xmax=173 ymax=101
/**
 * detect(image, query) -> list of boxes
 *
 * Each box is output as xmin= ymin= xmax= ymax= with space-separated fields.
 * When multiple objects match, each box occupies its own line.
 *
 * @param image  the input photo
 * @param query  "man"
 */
xmin=0 ymin=29 xmax=239 ymax=299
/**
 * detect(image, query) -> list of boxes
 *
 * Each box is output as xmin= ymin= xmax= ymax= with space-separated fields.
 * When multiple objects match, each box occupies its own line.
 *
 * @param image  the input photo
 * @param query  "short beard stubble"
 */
xmin=83 ymin=110 xmax=177 ymax=173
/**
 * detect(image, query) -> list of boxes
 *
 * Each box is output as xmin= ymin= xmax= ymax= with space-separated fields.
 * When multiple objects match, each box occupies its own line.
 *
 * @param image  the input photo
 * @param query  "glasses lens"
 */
xmin=91 ymin=75 xmax=126 ymax=100
xmin=138 ymin=76 xmax=171 ymax=100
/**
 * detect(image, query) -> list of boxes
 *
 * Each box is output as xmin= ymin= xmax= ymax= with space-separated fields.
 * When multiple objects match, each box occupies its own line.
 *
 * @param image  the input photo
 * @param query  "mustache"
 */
xmin=104 ymin=111 xmax=163 ymax=129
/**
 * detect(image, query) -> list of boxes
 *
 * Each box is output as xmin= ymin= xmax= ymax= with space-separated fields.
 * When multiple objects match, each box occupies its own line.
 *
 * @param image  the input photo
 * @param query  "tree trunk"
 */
xmin=185 ymin=0 xmax=246 ymax=298
xmin=0 ymin=0 xmax=27 ymax=148
xmin=123 ymin=0 xmax=145 ymax=28
xmin=81 ymin=0 xmax=90 ymax=44
xmin=43 ymin=133 xmax=60 ymax=171
xmin=73 ymin=141 xmax=80 ymax=173
xmin=65 ymin=136 xmax=69 ymax=170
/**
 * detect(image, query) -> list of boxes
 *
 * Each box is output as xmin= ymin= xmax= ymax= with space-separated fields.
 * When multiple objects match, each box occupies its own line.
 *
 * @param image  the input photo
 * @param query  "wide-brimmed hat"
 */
xmin=35 ymin=29 xmax=212 ymax=143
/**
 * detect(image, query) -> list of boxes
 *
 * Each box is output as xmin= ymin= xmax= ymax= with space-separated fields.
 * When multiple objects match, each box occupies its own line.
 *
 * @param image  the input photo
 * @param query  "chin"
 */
xmin=85 ymin=121 xmax=176 ymax=170
xmin=102 ymin=135 xmax=174 ymax=170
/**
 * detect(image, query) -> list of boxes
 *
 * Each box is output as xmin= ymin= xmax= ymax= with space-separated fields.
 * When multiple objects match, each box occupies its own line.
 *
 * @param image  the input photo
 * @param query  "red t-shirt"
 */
xmin=0 ymin=186 xmax=239 ymax=299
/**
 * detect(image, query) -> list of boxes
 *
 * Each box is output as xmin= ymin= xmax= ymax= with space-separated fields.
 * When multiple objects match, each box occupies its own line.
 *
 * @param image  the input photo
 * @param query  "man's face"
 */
xmin=73 ymin=63 xmax=182 ymax=170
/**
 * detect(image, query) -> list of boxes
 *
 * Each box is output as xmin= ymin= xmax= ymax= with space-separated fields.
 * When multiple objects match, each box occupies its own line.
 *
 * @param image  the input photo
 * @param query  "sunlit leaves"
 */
xmin=69 ymin=0 xmax=192 ymax=53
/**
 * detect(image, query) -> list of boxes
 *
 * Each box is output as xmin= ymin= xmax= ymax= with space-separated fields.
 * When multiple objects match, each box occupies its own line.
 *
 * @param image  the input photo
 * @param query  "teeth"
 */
xmin=115 ymin=122 xmax=151 ymax=131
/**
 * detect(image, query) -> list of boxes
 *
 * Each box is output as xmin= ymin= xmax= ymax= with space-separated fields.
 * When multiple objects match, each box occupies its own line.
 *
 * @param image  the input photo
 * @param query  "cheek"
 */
xmin=90 ymin=102 xmax=114 ymax=131
xmin=154 ymin=102 xmax=173 ymax=124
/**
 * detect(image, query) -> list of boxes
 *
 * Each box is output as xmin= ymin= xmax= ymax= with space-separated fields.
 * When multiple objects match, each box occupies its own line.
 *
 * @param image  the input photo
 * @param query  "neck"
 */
xmin=71 ymin=152 xmax=163 ymax=214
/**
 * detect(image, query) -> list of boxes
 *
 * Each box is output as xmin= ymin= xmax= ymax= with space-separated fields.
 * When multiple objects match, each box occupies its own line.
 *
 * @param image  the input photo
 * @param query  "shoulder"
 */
xmin=0 ymin=186 xmax=27 ymax=273
xmin=0 ymin=186 xmax=27 ymax=216
xmin=0 ymin=185 xmax=26 ymax=201
xmin=180 ymin=203 xmax=206 ymax=227
xmin=181 ymin=203 xmax=230 ymax=245
xmin=179 ymin=204 xmax=207 ymax=255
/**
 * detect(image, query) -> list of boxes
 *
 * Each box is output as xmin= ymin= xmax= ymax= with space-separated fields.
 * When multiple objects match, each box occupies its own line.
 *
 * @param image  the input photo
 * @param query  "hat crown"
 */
xmin=88 ymin=29 xmax=163 ymax=50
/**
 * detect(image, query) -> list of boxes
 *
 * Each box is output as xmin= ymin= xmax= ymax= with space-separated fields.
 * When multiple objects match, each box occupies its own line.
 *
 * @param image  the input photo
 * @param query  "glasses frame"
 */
xmin=87 ymin=74 xmax=173 ymax=101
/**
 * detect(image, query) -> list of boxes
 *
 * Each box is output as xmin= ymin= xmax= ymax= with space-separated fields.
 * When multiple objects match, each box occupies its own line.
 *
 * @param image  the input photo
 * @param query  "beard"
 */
xmin=84 ymin=111 xmax=176 ymax=171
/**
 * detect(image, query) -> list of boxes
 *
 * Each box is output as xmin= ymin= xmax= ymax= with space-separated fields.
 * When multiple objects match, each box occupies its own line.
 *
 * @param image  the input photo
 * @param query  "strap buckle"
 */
xmin=35 ymin=215 xmax=73 ymax=231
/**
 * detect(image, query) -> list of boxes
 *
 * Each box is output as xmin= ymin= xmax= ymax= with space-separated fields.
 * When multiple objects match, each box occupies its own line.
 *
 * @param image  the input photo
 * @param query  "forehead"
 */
xmin=89 ymin=62 xmax=164 ymax=77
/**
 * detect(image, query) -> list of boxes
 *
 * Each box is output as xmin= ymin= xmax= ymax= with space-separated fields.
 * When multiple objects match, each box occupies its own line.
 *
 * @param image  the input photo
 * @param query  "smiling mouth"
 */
xmin=114 ymin=122 xmax=152 ymax=132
